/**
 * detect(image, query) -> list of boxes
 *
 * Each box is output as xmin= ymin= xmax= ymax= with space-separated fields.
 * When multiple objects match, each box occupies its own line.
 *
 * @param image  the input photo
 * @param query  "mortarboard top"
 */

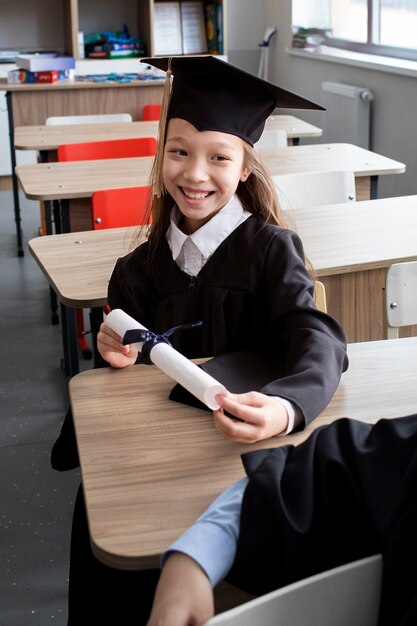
xmin=140 ymin=55 xmax=324 ymax=146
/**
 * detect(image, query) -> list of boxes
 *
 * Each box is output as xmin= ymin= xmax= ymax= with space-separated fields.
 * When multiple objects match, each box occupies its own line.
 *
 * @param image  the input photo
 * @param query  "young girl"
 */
xmin=63 ymin=56 xmax=348 ymax=624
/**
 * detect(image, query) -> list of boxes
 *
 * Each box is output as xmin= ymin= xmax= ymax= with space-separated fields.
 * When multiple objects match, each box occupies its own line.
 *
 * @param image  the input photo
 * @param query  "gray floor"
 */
xmin=1 ymin=190 xmax=82 ymax=626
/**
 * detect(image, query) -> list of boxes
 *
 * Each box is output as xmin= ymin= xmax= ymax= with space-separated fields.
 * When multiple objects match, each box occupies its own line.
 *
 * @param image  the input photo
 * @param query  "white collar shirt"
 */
xmin=166 ymin=195 xmax=251 ymax=277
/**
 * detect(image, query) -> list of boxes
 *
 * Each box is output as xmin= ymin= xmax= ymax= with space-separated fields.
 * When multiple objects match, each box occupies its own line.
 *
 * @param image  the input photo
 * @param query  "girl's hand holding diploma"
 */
xmin=97 ymin=321 xmax=138 ymax=368
xmin=98 ymin=313 xmax=290 ymax=441
xmin=214 ymin=391 xmax=290 ymax=443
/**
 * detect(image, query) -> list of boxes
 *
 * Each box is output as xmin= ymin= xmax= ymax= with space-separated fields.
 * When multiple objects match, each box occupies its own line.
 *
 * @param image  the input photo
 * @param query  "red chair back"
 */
xmin=92 ymin=186 xmax=151 ymax=230
xmin=57 ymin=137 xmax=157 ymax=162
xmin=142 ymin=104 xmax=161 ymax=121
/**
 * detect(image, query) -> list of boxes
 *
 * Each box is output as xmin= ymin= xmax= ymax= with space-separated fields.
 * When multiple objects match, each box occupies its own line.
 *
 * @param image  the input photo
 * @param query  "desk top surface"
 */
xmin=14 ymin=115 xmax=322 ymax=150
xmin=69 ymin=336 xmax=417 ymax=569
xmin=16 ymin=143 xmax=406 ymax=201
xmin=28 ymin=194 xmax=417 ymax=307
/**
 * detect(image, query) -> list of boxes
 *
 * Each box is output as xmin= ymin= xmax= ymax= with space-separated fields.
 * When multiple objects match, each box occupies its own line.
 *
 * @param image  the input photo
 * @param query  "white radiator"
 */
xmin=321 ymin=82 xmax=374 ymax=149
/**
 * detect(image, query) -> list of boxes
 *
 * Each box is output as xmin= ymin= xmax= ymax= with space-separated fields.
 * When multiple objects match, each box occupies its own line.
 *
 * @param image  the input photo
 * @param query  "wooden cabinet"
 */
xmin=56 ymin=0 xmax=227 ymax=60
xmin=0 ymin=0 xmax=227 ymax=177
xmin=0 ymin=0 xmax=227 ymax=61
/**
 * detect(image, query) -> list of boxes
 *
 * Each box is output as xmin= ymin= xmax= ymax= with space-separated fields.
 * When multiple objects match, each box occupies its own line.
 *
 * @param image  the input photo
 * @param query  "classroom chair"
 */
xmin=91 ymin=186 xmax=152 ymax=321
xmin=92 ymin=186 xmax=151 ymax=230
xmin=57 ymin=136 xmax=157 ymax=162
xmin=385 ymin=261 xmax=417 ymax=339
xmin=41 ymin=114 xmax=133 ymax=236
xmin=254 ymin=129 xmax=288 ymax=149
xmin=45 ymin=113 xmax=133 ymax=125
xmin=314 ymin=280 xmax=327 ymax=313
xmin=207 ymin=554 xmax=382 ymax=626
xmin=142 ymin=103 xmax=161 ymax=121
xmin=272 ymin=170 xmax=356 ymax=210
xmin=40 ymin=114 xmax=134 ymax=325
xmin=57 ymin=137 xmax=156 ymax=359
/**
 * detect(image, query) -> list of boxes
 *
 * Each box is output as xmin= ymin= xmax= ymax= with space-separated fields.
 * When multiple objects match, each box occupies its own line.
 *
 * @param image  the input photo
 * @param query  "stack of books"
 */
xmin=291 ymin=27 xmax=329 ymax=50
xmin=83 ymin=27 xmax=145 ymax=59
xmin=7 ymin=53 xmax=75 ymax=84
xmin=0 ymin=50 xmax=21 ymax=63
xmin=205 ymin=2 xmax=223 ymax=55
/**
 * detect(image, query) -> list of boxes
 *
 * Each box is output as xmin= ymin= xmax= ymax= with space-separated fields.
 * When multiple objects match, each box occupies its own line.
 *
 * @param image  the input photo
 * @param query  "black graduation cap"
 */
xmin=140 ymin=55 xmax=324 ymax=146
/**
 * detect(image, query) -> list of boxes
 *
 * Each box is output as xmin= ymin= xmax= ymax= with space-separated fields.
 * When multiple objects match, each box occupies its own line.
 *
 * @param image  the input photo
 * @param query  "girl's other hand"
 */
xmin=213 ymin=391 xmax=289 ymax=443
xmin=97 ymin=321 xmax=138 ymax=368
xmin=146 ymin=552 xmax=214 ymax=626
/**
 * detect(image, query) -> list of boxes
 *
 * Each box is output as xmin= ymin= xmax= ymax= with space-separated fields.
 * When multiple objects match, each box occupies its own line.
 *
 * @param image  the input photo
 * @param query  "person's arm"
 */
xmin=147 ymin=477 xmax=248 ymax=626
xmin=258 ymin=230 xmax=349 ymax=422
xmin=213 ymin=394 xmax=301 ymax=443
xmin=147 ymin=553 xmax=213 ymax=626
xmin=212 ymin=230 xmax=348 ymax=443
xmin=97 ymin=321 xmax=138 ymax=368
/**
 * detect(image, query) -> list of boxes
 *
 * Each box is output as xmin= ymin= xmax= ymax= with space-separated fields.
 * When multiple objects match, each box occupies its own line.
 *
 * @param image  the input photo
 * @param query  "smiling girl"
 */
xmin=64 ymin=56 xmax=348 ymax=624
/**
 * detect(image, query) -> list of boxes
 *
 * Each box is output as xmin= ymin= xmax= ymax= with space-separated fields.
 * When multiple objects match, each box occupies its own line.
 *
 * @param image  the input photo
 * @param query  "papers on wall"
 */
xmin=153 ymin=1 xmax=209 ymax=56
xmin=180 ymin=2 xmax=208 ymax=54
xmin=153 ymin=2 xmax=183 ymax=55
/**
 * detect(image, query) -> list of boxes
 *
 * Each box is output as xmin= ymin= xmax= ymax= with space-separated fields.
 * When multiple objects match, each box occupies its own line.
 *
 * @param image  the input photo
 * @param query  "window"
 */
xmin=292 ymin=0 xmax=417 ymax=61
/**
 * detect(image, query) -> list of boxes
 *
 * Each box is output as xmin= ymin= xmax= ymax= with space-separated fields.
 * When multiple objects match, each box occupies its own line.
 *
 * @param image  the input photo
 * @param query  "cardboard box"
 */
xmin=7 ymin=69 xmax=73 ymax=84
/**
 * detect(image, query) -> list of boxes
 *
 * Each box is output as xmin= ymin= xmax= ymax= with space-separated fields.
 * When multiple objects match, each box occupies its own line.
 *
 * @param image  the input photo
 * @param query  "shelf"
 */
xmin=0 ymin=0 xmax=227 ymax=61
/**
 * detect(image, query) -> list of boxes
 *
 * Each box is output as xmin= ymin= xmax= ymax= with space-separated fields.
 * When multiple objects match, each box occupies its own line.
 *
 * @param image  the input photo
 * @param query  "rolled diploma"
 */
xmin=106 ymin=309 xmax=227 ymax=411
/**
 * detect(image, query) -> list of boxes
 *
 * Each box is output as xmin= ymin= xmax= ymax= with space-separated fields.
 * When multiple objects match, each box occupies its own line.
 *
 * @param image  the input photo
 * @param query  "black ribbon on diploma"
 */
xmin=123 ymin=321 xmax=203 ymax=365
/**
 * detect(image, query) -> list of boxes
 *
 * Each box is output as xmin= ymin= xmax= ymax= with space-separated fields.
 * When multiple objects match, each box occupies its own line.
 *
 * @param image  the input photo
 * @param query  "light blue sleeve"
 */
xmin=161 ymin=476 xmax=249 ymax=587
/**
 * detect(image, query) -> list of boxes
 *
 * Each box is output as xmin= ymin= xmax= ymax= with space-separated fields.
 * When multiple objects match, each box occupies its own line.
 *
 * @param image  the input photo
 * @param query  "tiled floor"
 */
xmin=0 ymin=190 xmax=81 ymax=626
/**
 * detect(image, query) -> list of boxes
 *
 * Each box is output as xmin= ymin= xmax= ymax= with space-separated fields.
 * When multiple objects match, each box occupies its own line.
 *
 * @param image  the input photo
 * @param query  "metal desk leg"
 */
xmin=39 ymin=151 xmax=59 ymax=324
xmin=48 ymin=232 xmax=59 ymax=324
xmin=370 ymin=175 xmax=378 ymax=199
xmin=58 ymin=198 xmax=90 ymax=364
xmin=52 ymin=199 xmax=70 ymax=235
xmin=47 ymin=204 xmax=59 ymax=324
xmin=90 ymin=307 xmax=104 ymax=368
xmin=60 ymin=199 xmax=70 ymax=233
xmin=39 ymin=152 xmax=55 ymax=238
xmin=6 ymin=91 xmax=24 ymax=257
xmin=43 ymin=201 xmax=54 ymax=235
xmin=60 ymin=303 xmax=79 ymax=377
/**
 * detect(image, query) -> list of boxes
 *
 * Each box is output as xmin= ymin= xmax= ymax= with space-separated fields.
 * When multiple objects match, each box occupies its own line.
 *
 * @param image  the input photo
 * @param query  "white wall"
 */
xmin=263 ymin=0 xmax=417 ymax=199
xmin=226 ymin=0 xmax=266 ymax=74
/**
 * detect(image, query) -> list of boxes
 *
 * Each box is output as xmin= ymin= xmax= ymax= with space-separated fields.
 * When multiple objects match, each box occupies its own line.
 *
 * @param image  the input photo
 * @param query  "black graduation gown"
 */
xmin=228 ymin=414 xmax=417 ymax=626
xmin=58 ymin=217 xmax=349 ymax=625
xmin=108 ymin=217 xmax=348 ymax=425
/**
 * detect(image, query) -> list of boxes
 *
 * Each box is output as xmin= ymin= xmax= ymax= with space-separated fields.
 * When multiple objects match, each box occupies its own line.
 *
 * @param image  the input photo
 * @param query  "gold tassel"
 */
xmin=150 ymin=58 xmax=173 ymax=198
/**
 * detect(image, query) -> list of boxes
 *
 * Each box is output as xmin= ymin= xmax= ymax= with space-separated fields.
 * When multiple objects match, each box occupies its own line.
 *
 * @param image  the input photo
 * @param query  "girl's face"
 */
xmin=163 ymin=118 xmax=250 ymax=234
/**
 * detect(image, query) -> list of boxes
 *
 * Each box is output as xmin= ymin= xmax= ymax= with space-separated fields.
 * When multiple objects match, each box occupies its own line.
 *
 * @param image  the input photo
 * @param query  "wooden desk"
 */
xmin=17 ymin=143 xmax=406 ymax=232
xmin=11 ymin=114 xmax=321 ymax=246
xmin=14 ymin=115 xmax=322 ymax=152
xmin=68 ymin=337 xmax=417 ymax=570
xmin=13 ymin=114 xmax=320 ymax=232
xmin=28 ymin=195 xmax=417 ymax=376
xmin=2 ymin=77 xmax=164 ymax=256
xmin=1 ymin=78 xmax=164 ymax=126
xmin=258 ymin=142 xmax=405 ymax=201
xmin=17 ymin=144 xmax=404 ymax=202
xmin=16 ymin=121 xmax=158 ymax=153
